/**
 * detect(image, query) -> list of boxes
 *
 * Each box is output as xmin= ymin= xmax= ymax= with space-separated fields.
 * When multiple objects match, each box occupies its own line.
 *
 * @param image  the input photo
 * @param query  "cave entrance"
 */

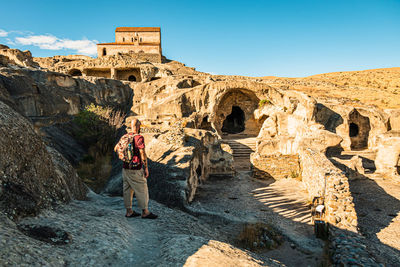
xmin=349 ymin=109 xmax=371 ymax=150
xmin=115 ymin=68 xmax=141 ymax=82
xmin=199 ymin=116 xmax=212 ymax=131
xmin=222 ymin=106 xmax=245 ymax=134
xmin=69 ymin=69 xmax=82 ymax=77
xmin=349 ymin=123 xmax=359 ymax=137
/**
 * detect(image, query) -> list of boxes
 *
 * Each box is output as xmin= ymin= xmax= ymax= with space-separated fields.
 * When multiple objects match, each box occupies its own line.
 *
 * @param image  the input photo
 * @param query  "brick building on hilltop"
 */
xmin=97 ymin=27 xmax=162 ymax=63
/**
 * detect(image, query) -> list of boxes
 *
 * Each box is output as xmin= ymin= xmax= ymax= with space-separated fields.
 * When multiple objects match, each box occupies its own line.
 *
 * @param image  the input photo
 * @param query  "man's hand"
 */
xmin=144 ymin=167 xmax=149 ymax=178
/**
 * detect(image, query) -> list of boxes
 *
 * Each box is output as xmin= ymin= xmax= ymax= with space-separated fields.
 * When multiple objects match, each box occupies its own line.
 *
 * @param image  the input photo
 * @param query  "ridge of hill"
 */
xmin=259 ymin=67 xmax=400 ymax=109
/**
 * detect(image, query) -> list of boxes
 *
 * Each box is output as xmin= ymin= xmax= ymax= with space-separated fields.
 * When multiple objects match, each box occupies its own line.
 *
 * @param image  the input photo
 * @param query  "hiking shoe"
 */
xmin=142 ymin=212 xmax=158 ymax=219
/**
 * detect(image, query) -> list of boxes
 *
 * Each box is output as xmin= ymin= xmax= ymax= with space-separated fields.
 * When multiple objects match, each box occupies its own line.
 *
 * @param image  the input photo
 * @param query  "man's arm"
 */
xmin=114 ymin=136 xmax=124 ymax=152
xmin=139 ymin=148 xmax=149 ymax=178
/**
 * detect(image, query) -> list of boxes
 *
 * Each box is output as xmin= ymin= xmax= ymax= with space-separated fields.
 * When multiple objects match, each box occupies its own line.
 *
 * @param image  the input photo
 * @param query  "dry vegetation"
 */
xmin=237 ymin=223 xmax=284 ymax=251
xmin=261 ymin=67 xmax=400 ymax=109
xmin=73 ymin=104 xmax=126 ymax=192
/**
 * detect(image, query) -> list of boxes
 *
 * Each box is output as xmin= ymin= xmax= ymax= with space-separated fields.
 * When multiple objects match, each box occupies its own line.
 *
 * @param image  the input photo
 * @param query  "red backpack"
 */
xmin=116 ymin=134 xmax=140 ymax=168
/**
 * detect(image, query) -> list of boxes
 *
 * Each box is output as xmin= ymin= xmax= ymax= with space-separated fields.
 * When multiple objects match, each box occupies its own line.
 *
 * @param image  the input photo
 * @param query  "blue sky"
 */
xmin=0 ymin=0 xmax=399 ymax=77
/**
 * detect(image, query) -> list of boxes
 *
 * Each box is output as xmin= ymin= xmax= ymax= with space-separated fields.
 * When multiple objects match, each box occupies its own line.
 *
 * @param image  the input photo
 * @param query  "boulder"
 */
xmin=103 ymin=128 xmax=233 ymax=207
xmin=0 ymin=100 xmax=87 ymax=219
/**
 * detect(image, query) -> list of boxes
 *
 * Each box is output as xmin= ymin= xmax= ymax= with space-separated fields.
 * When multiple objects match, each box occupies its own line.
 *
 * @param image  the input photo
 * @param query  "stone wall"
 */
xmin=298 ymin=147 xmax=378 ymax=265
xmin=115 ymin=31 xmax=160 ymax=44
xmin=299 ymin=147 xmax=357 ymax=230
xmin=97 ymin=45 xmax=161 ymax=62
xmin=251 ymin=154 xmax=300 ymax=180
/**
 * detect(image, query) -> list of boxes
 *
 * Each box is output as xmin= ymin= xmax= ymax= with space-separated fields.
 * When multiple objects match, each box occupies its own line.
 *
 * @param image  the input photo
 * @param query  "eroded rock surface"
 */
xmin=1 ymin=44 xmax=400 ymax=265
xmin=0 ymin=193 xmax=283 ymax=266
xmin=104 ymin=125 xmax=233 ymax=207
xmin=0 ymin=100 xmax=87 ymax=219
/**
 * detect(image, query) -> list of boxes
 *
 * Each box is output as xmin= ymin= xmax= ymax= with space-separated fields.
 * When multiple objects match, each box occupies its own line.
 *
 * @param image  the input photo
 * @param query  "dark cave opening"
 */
xmin=222 ymin=106 xmax=245 ymax=134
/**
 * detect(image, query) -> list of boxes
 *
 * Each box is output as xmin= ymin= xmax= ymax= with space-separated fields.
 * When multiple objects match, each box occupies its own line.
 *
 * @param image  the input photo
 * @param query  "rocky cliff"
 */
xmin=0 ymin=100 xmax=87 ymax=219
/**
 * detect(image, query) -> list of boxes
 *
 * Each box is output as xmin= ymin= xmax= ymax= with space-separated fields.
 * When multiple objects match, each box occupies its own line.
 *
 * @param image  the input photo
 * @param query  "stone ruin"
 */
xmin=1 ymin=40 xmax=400 ymax=265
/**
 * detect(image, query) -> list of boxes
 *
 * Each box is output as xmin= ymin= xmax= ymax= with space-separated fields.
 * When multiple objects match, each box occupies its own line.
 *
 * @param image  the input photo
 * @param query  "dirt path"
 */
xmin=1 ymin=191 xmax=284 ymax=266
xmin=1 ymin=172 xmax=326 ymax=265
xmin=191 ymin=171 xmax=325 ymax=266
xmin=1 ymin=133 xmax=329 ymax=266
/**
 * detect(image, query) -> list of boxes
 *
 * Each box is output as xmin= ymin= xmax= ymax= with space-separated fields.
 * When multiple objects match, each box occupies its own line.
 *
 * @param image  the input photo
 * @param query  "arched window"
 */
xmin=128 ymin=75 xmax=137 ymax=82
xmin=102 ymin=48 xmax=107 ymax=56
xmin=122 ymin=37 xmax=125 ymax=42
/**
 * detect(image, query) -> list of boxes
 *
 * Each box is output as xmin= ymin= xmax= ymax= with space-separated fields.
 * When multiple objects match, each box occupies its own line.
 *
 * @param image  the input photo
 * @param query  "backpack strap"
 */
xmin=128 ymin=133 xmax=139 ymax=150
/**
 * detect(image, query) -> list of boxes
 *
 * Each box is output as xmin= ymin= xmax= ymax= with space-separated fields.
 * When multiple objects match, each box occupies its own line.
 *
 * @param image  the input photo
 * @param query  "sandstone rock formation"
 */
xmin=0 ymin=44 xmax=39 ymax=68
xmin=375 ymin=131 xmax=400 ymax=178
xmin=0 ymin=67 xmax=132 ymax=129
xmin=34 ymin=53 xmax=202 ymax=82
xmin=104 ymin=125 xmax=233 ymax=207
xmin=0 ymin=47 xmax=133 ymax=188
xmin=0 ymin=100 xmax=87 ymax=219
xmin=1 ymin=44 xmax=400 ymax=265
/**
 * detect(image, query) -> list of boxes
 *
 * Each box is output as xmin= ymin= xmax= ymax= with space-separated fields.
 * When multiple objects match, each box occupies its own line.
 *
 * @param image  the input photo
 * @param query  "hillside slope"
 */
xmin=261 ymin=67 xmax=400 ymax=109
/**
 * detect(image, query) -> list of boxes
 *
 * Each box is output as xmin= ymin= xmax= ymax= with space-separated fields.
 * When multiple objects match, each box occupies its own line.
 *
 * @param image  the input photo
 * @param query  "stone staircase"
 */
xmin=221 ymin=135 xmax=257 ymax=172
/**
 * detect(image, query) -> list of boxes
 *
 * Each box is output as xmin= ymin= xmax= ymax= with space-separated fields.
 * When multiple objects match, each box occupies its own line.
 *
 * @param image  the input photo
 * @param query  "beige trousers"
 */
xmin=122 ymin=168 xmax=149 ymax=210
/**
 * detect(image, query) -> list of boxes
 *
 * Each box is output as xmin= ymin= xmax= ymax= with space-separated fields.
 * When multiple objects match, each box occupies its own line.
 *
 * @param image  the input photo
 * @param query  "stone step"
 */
xmin=223 ymin=144 xmax=256 ymax=147
xmin=232 ymin=149 xmax=254 ymax=152
xmin=222 ymin=137 xmax=256 ymax=173
xmin=230 ymin=148 xmax=255 ymax=151
xmin=227 ymin=145 xmax=256 ymax=149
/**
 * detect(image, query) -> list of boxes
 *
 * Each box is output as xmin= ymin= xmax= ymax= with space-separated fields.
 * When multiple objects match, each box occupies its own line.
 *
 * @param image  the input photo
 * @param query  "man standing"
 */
xmin=114 ymin=118 xmax=157 ymax=219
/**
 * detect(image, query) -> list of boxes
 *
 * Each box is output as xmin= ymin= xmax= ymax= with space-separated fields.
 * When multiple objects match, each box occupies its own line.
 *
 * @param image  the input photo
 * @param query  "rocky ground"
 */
xmin=191 ymin=171 xmax=325 ymax=266
xmin=2 ymin=44 xmax=399 ymax=266
xmin=0 ymin=171 xmax=329 ymax=267
xmin=0 ymin=189 xmax=285 ymax=267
